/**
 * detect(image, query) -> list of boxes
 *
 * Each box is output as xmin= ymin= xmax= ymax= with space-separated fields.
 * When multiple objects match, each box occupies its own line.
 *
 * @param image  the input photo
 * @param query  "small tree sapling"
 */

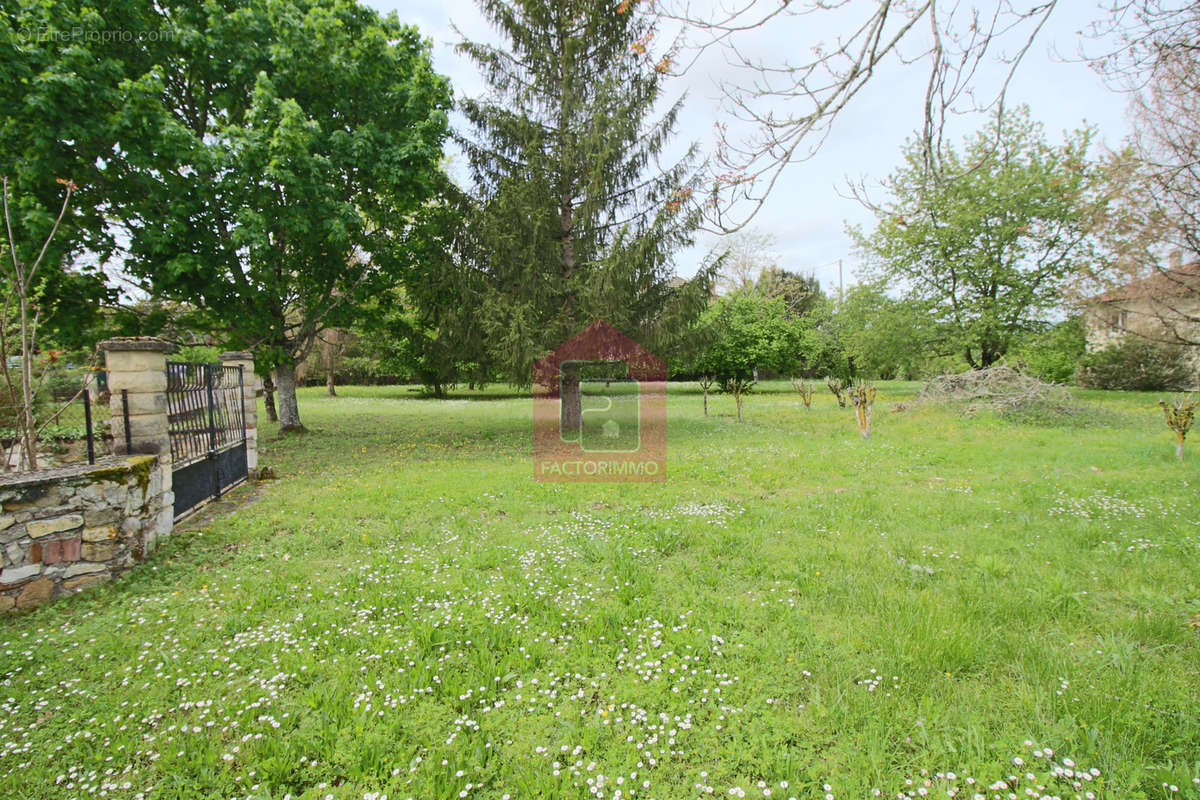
xmin=698 ymin=374 xmax=715 ymax=416
xmin=1160 ymin=395 xmax=1197 ymax=460
xmin=792 ymin=378 xmax=814 ymax=409
xmin=850 ymin=381 xmax=877 ymax=440
xmin=826 ymin=376 xmax=848 ymax=408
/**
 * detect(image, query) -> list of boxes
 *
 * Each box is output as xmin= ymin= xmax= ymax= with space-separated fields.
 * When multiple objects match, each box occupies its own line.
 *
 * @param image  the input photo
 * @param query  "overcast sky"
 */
xmin=367 ymin=1 xmax=1132 ymax=294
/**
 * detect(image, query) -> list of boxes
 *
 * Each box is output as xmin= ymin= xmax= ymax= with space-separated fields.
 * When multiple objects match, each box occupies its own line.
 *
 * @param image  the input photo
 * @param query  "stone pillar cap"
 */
xmin=219 ymin=350 xmax=254 ymax=360
xmin=98 ymin=337 xmax=175 ymax=353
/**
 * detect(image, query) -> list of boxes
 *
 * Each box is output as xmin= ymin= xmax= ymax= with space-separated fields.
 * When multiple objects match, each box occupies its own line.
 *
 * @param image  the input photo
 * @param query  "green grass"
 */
xmin=2 ymin=380 xmax=1198 ymax=800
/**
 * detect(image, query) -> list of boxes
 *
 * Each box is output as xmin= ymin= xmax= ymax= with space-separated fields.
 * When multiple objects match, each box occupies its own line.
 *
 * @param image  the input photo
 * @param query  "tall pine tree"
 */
xmin=457 ymin=0 xmax=714 ymax=385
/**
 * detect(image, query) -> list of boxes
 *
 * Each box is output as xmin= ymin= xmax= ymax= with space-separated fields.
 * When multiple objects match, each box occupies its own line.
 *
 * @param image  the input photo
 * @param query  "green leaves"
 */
xmin=104 ymin=0 xmax=450 ymax=427
xmin=0 ymin=0 xmax=156 ymax=342
xmin=693 ymin=293 xmax=799 ymax=383
xmin=854 ymin=106 xmax=1100 ymax=369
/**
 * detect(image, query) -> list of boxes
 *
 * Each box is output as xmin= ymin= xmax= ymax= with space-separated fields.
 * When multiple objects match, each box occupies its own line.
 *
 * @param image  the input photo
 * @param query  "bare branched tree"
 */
xmin=656 ymin=0 xmax=1060 ymax=230
xmin=711 ymin=228 xmax=778 ymax=293
xmin=1085 ymin=1 xmax=1200 ymax=348
xmin=0 ymin=177 xmax=84 ymax=471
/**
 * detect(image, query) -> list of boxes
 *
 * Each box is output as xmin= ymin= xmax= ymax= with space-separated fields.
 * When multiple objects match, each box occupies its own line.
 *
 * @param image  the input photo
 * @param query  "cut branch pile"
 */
xmin=917 ymin=365 xmax=1085 ymax=422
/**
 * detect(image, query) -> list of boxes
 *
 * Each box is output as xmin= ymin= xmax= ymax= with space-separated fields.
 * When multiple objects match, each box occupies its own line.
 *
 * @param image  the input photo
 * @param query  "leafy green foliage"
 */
xmin=1076 ymin=337 xmax=1195 ymax=391
xmin=852 ymin=107 xmax=1100 ymax=368
xmin=1012 ymin=317 xmax=1087 ymax=384
xmin=358 ymin=180 xmax=491 ymax=396
xmin=174 ymin=345 xmax=222 ymax=364
xmin=114 ymin=0 xmax=451 ymax=429
xmin=457 ymin=0 xmax=714 ymax=384
xmin=0 ymin=1 xmax=153 ymax=348
xmin=692 ymin=294 xmax=798 ymax=383
xmin=825 ymin=284 xmax=934 ymax=379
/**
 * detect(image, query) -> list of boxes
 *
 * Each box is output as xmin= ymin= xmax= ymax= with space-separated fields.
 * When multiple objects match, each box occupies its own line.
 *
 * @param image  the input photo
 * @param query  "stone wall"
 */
xmin=0 ymin=455 xmax=168 ymax=612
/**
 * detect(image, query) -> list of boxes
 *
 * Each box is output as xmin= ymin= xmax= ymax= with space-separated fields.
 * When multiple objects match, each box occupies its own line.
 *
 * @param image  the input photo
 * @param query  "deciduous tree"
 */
xmin=657 ymin=0 xmax=1061 ymax=230
xmin=691 ymin=292 xmax=797 ymax=421
xmin=756 ymin=266 xmax=822 ymax=317
xmin=852 ymin=107 xmax=1099 ymax=369
xmin=1087 ymin=3 xmax=1200 ymax=347
xmin=117 ymin=0 xmax=451 ymax=431
xmin=711 ymin=229 xmax=777 ymax=295
xmin=833 ymin=283 xmax=933 ymax=380
xmin=0 ymin=1 xmax=157 ymax=347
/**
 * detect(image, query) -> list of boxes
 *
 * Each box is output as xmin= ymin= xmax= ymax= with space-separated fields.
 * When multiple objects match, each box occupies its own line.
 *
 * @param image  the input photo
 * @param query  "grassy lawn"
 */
xmin=2 ymin=381 xmax=1198 ymax=800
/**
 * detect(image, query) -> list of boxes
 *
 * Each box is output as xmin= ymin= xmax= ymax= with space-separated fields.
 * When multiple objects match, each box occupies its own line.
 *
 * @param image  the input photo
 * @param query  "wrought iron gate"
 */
xmin=166 ymin=362 xmax=248 ymax=519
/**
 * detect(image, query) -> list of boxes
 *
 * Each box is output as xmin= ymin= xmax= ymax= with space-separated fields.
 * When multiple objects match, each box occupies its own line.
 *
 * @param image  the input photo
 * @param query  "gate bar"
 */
xmin=82 ymin=389 xmax=95 ymax=465
xmin=205 ymin=364 xmax=220 ymax=500
xmin=121 ymin=389 xmax=132 ymax=454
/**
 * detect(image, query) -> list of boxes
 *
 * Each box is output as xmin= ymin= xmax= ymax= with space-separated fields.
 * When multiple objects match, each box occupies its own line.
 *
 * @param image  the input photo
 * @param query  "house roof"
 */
xmin=1091 ymin=261 xmax=1200 ymax=303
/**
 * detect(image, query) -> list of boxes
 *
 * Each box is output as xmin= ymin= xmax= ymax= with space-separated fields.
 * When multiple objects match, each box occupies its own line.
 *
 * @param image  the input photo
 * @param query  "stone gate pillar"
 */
xmin=99 ymin=338 xmax=173 ymax=457
xmin=220 ymin=351 xmax=258 ymax=473
xmin=99 ymin=337 xmax=174 ymax=538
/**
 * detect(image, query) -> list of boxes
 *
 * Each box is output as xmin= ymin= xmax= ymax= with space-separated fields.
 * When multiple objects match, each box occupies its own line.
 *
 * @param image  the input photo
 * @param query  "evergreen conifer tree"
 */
xmin=457 ymin=0 xmax=714 ymax=384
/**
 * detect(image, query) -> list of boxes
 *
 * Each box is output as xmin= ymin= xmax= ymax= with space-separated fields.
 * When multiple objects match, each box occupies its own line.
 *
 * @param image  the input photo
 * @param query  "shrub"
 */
xmin=1075 ymin=337 xmax=1195 ymax=391
xmin=175 ymin=344 xmax=223 ymax=364
xmin=42 ymin=366 xmax=86 ymax=402
xmin=1015 ymin=317 xmax=1086 ymax=384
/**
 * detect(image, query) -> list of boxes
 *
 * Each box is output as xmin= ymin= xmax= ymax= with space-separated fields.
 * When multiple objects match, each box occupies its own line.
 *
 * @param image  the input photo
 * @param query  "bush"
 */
xmin=175 ymin=344 xmax=223 ymax=364
xmin=1014 ymin=318 xmax=1086 ymax=384
xmin=1075 ymin=337 xmax=1195 ymax=391
xmin=42 ymin=366 xmax=87 ymax=402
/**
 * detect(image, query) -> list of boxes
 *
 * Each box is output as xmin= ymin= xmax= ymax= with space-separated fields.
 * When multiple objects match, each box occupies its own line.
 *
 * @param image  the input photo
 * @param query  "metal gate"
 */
xmin=166 ymin=362 xmax=248 ymax=519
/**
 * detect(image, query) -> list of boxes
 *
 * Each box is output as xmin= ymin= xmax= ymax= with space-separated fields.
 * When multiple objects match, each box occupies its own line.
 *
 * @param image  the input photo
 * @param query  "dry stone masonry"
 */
xmin=0 ymin=338 xmax=256 ymax=612
xmin=0 ymin=456 xmax=169 ymax=611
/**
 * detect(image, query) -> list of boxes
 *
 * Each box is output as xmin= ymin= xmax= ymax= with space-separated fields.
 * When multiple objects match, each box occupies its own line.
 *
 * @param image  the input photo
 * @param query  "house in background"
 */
xmin=1082 ymin=251 xmax=1200 ymax=387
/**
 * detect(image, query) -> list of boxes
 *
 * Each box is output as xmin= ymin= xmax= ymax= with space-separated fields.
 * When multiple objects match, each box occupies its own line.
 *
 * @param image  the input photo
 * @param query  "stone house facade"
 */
xmin=1082 ymin=256 xmax=1200 ymax=388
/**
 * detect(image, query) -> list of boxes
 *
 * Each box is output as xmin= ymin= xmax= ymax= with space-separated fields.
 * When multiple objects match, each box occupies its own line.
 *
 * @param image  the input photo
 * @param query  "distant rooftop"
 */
xmin=1091 ymin=260 xmax=1200 ymax=303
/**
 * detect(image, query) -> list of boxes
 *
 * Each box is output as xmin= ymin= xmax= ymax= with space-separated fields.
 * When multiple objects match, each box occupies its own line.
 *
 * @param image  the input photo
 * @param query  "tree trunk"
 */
xmin=274 ymin=363 xmax=305 ymax=433
xmin=17 ymin=293 xmax=37 ymax=470
xmin=858 ymin=406 xmax=872 ymax=440
xmin=319 ymin=328 xmax=342 ymax=396
xmin=735 ymin=387 xmax=743 ymax=422
xmin=1178 ymin=435 xmax=1185 ymax=461
xmin=561 ymin=370 xmax=582 ymax=437
xmin=703 ymin=386 xmax=708 ymax=416
xmin=263 ymin=376 xmax=278 ymax=422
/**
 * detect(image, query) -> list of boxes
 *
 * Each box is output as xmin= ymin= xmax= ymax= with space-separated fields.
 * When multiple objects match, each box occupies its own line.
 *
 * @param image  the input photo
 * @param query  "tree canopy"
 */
xmin=0 ymin=1 xmax=165 ymax=348
xmin=456 ymin=0 xmax=714 ymax=385
xmin=852 ymin=108 xmax=1100 ymax=369
xmin=115 ymin=0 xmax=451 ymax=430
